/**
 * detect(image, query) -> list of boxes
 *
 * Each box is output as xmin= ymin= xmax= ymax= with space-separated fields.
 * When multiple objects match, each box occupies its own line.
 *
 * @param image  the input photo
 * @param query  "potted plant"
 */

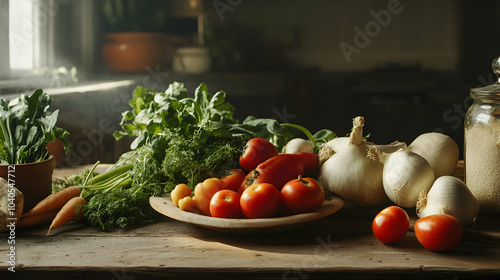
xmin=0 ymin=89 xmax=71 ymax=212
xmin=100 ymin=0 xmax=170 ymax=73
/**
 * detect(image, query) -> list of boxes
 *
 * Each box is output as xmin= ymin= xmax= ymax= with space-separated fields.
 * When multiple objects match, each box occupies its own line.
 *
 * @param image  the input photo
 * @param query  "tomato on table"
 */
xmin=414 ymin=214 xmax=462 ymax=251
xmin=372 ymin=206 xmax=410 ymax=243
xmin=239 ymin=138 xmax=279 ymax=172
xmin=210 ymin=190 xmax=243 ymax=218
xmin=240 ymin=183 xmax=280 ymax=219
xmin=280 ymin=177 xmax=325 ymax=215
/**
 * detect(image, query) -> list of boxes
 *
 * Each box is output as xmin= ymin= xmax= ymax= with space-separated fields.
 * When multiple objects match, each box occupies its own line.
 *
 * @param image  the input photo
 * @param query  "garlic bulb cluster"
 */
xmin=382 ymin=150 xmax=435 ymax=208
xmin=318 ymin=117 xmax=389 ymax=207
xmin=417 ymin=176 xmax=479 ymax=226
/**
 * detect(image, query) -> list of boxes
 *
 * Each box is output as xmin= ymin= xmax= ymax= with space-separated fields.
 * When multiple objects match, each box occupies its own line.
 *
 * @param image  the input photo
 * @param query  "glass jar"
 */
xmin=464 ymin=57 xmax=500 ymax=214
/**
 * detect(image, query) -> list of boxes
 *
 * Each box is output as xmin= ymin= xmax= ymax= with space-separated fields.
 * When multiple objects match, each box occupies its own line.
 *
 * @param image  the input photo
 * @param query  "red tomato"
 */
xmin=220 ymin=169 xmax=247 ymax=192
xmin=414 ymin=214 xmax=463 ymax=251
xmin=193 ymin=178 xmax=226 ymax=216
xmin=239 ymin=138 xmax=279 ymax=172
xmin=372 ymin=206 xmax=410 ymax=244
xmin=210 ymin=190 xmax=243 ymax=218
xmin=238 ymin=152 xmax=319 ymax=193
xmin=240 ymin=183 xmax=280 ymax=218
xmin=280 ymin=177 xmax=325 ymax=215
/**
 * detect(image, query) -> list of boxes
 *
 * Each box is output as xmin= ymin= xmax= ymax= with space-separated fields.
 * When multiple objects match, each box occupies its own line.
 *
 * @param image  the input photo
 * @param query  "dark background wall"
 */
xmin=5 ymin=0 xmax=500 ymax=164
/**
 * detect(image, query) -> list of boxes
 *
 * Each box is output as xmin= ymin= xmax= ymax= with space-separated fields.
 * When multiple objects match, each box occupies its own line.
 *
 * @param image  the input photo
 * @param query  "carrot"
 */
xmin=17 ymin=210 xmax=59 ymax=228
xmin=47 ymin=196 xmax=87 ymax=235
xmin=23 ymin=186 xmax=81 ymax=217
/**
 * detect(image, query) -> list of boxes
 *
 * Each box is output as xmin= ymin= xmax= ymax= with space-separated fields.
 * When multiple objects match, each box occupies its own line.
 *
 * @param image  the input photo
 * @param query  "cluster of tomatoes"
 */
xmin=372 ymin=206 xmax=463 ymax=251
xmin=170 ymin=138 xmax=325 ymax=219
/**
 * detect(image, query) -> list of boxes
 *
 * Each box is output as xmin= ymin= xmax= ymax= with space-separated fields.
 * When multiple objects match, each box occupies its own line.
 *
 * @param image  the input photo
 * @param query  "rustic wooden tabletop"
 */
xmin=1 ymin=164 xmax=499 ymax=280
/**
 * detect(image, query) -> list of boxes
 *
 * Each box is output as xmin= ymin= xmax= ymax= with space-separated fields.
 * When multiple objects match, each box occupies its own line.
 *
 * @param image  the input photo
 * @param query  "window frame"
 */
xmin=0 ymin=0 xmax=9 ymax=80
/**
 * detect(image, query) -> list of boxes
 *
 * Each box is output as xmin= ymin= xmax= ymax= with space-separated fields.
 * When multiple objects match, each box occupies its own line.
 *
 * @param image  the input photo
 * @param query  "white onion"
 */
xmin=283 ymin=138 xmax=314 ymax=154
xmin=416 ymin=176 xmax=479 ymax=226
xmin=409 ymin=132 xmax=459 ymax=178
xmin=318 ymin=137 xmax=406 ymax=166
xmin=382 ymin=150 xmax=435 ymax=208
xmin=318 ymin=117 xmax=389 ymax=207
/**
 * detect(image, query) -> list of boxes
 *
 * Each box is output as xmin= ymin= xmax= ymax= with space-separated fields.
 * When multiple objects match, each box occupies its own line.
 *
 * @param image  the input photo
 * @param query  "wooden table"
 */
xmin=1 ymin=165 xmax=500 ymax=280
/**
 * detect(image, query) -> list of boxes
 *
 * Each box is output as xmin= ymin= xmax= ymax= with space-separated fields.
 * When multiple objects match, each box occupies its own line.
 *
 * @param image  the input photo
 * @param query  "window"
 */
xmin=0 ymin=1 xmax=9 ymax=80
xmin=9 ymin=0 xmax=35 ymax=71
xmin=0 ymin=0 xmax=38 ymax=81
xmin=1 ymin=0 xmax=51 ymax=82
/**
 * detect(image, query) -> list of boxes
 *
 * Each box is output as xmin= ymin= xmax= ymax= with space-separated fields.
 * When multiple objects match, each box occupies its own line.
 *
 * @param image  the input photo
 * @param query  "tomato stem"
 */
xmin=299 ymin=176 xmax=310 ymax=186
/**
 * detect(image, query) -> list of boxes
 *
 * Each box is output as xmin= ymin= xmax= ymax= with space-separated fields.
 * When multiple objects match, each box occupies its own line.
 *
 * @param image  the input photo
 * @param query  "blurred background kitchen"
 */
xmin=0 ymin=0 xmax=499 ymax=165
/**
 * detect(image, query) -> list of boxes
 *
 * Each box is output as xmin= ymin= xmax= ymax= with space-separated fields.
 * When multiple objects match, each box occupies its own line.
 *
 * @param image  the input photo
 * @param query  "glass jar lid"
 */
xmin=470 ymin=56 xmax=500 ymax=99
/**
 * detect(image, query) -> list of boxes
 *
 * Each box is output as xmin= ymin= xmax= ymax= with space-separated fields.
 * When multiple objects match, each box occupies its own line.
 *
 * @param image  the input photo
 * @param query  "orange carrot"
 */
xmin=47 ymin=196 xmax=87 ymax=235
xmin=23 ymin=186 xmax=81 ymax=217
xmin=17 ymin=210 xmax=59 ymax=228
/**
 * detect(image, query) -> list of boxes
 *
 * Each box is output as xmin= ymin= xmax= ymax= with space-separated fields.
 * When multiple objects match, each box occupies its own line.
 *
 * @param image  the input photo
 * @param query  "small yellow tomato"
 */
xmin=171 ymin=184 xmax=192 ymax=207
xmin=178 ymin=196 xmax=195 ymax=212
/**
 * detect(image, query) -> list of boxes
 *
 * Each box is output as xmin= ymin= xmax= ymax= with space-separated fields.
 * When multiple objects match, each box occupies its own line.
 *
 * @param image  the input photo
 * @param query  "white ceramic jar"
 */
xmin=172 ymin=47 xmax=211 ymax=74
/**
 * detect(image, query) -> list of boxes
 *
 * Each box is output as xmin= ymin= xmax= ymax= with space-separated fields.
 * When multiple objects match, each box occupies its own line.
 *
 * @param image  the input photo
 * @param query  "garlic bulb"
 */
xmin=318 ymin=117 xmax=388 ymax=207
xmin=1 ymin=178 xmax=24 ymax=232
xmin=416 ymin=176 xmax=479 ymax=226
xmin=409 ymin=132 xmax=459 ymax=178
xmin=283 ymin=138 xmax=314 ymax=154
xmin=382 ymin=150 xmax=435 ymax=208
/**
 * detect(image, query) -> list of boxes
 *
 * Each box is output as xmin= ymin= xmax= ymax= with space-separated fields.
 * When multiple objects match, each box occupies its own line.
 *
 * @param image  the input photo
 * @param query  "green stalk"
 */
xmin=82 ymin=161 xmax=100 ymax=187
xmin=280 ymin=123 xmax=317 ymax=150
xmin=0 ymin=120 xmax=12 ymax=162
xmin=87 ymin=163 xmax=133 ymax=185
xmin=5 ymin=118 xmax=16 ymax=163
xmin=85 ymin=170 xmax=129 ymax=189
xmin=102 ymin=178 xmax=131 ymax=194
xmin=80 ymin=163 xmax=133 ymax=201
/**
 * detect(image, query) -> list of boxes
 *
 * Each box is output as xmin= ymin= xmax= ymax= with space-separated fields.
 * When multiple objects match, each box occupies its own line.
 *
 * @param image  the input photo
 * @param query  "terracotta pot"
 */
xmin=0 ymin=155 xmax=55 ymax=213
xmin=46 ymin=139 xmax=65 ymax=164
xmin=102 ymin=32 xmax=169 ymax=73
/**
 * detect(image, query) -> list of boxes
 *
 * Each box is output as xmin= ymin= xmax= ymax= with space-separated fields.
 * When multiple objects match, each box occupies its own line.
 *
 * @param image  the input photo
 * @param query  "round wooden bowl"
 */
xmin=150 ymin=195 xmax=344 ymax=234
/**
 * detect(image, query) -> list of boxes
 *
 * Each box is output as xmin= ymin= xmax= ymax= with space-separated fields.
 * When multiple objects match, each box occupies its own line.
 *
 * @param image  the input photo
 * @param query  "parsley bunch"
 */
xmin=84 ymin=83 xmax=242 ymax=230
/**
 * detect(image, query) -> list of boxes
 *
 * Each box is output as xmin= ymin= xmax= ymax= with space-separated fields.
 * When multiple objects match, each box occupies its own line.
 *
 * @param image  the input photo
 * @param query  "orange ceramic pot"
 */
xmin=46 ymin=139 xmax=65 ymax=164
xmin=0 ymin=155 xmax=55 ymax=213
xmin=102 ymin=32 xmax=168 ymax=73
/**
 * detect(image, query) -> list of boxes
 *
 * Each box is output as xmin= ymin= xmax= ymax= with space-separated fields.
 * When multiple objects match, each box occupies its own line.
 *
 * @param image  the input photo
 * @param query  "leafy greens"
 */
xmin=0 ymin=89 xmax=70 ymax=164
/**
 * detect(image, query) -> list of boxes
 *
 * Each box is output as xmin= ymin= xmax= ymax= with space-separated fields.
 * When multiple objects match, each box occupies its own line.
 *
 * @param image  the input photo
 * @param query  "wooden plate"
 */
xmin=149 ymin=195 xmax=344 ymax=234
